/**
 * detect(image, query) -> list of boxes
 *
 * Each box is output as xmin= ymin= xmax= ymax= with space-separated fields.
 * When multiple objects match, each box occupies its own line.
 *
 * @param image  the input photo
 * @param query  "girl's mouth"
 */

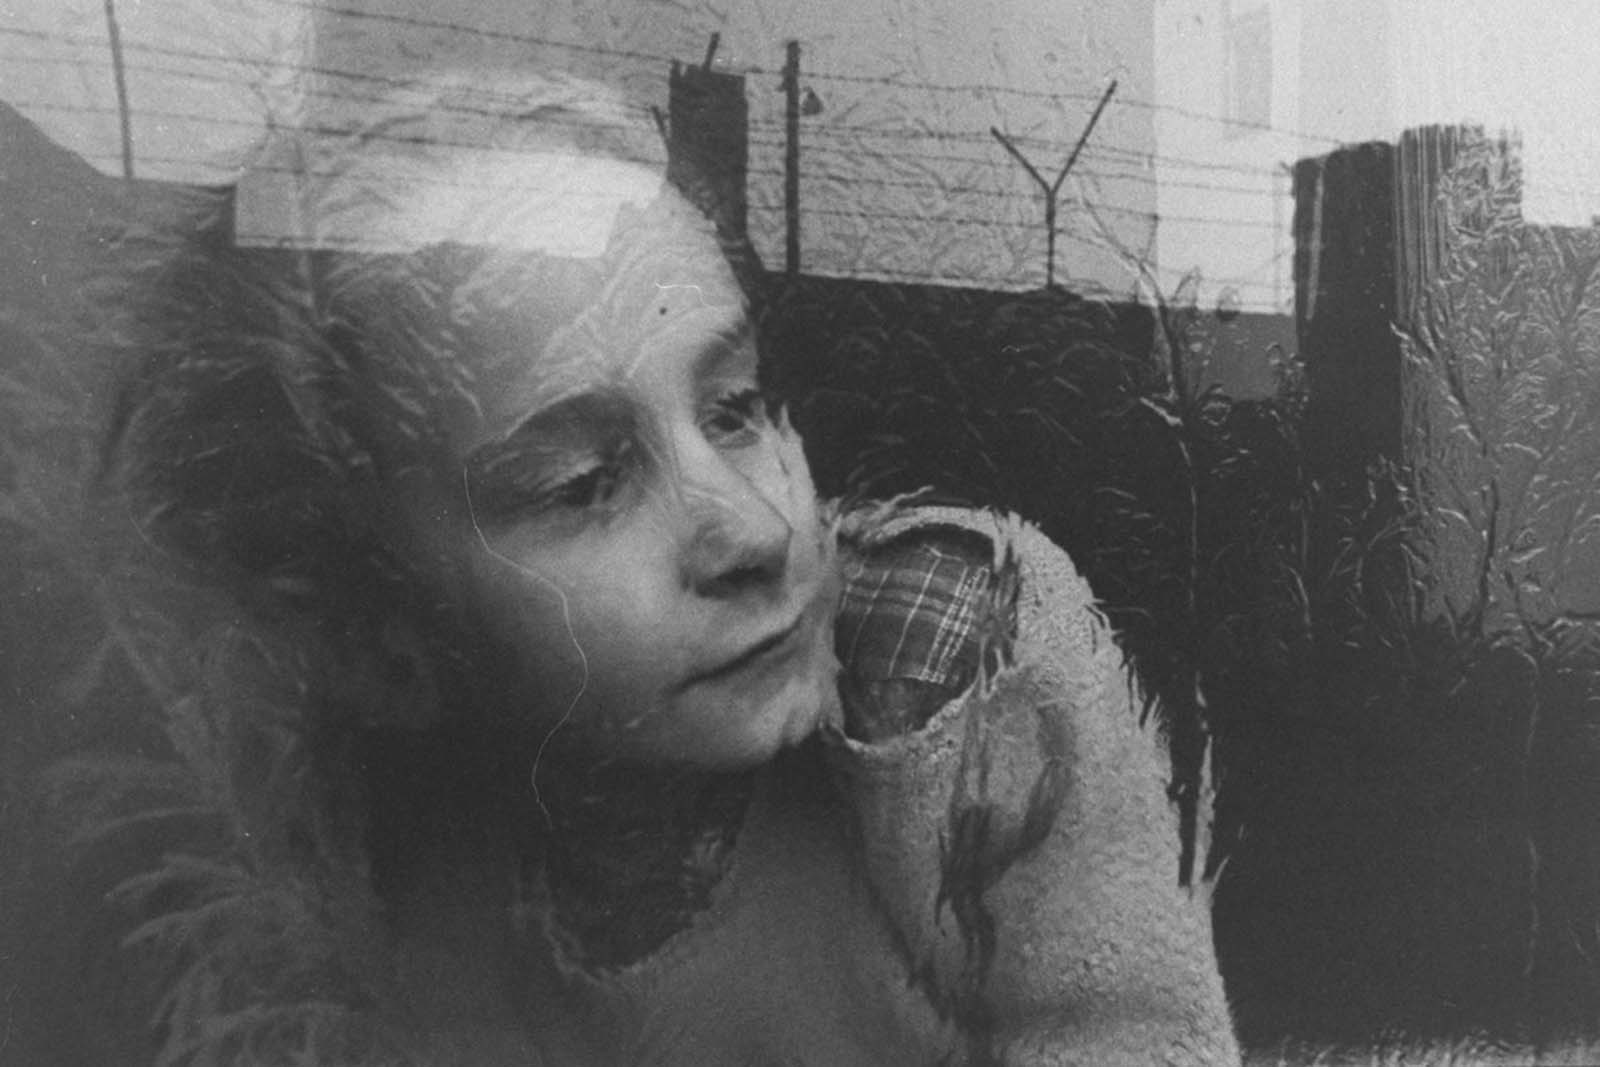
xmin=684 ymin=615 xmax=805 ymax=687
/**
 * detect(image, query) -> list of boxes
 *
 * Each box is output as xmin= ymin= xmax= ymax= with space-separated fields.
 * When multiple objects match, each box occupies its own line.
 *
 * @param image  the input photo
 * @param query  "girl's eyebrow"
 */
xmin=465 ymin=312 xmax=753 ymax=471
xmin=465 ymin=391 xmax=635 ymax=473
xmin=691 ymin=318 xmax=757 ymax=378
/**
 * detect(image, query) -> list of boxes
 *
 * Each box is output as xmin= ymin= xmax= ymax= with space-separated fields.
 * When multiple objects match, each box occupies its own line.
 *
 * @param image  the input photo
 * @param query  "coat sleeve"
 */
xmin=826 ymin=511 xmax=1240 ymax=1067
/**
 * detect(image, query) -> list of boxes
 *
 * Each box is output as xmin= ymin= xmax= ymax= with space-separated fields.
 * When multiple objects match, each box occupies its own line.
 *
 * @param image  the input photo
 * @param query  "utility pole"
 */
xmin=103 ymin=0 xmax=134 ymax=180
xmin=782 ymin=40 xmax=801 ymax=277
xmin=991 ymin=79 xmax=1117 ymax=289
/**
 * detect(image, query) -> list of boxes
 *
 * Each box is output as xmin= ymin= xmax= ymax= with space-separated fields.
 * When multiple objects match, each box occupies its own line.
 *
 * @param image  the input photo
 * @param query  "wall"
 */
xmin=275 ymin=0 xmax=1158 ymax=297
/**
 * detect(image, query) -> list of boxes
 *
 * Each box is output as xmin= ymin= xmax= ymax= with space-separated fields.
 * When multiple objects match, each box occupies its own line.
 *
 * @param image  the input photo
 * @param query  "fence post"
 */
xmin=990 ymin=79 xmax=1116 ymax=289
xmin=782 ymin=41 xmax=801 ymax=277
xmin=102 ymin=0 xmax=135 ymax=181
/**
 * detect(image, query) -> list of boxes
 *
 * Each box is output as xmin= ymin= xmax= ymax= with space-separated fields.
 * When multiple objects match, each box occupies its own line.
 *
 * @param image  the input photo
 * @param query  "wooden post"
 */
xmin=783 ymin=40 xmax=801 ymax=277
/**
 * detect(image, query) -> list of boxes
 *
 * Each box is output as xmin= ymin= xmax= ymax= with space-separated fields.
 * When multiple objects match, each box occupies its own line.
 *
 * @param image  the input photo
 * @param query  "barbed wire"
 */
xmin=758 ymin=168 xmax=1285 ymax=232
xmin=9 ymin=99 xmax=1283 ymax=238
xmin=0 ymin=97 xmax=1360 ymax=239
xmin=0 ymin=25 xmax=656 ymax=116
xmin=748 ymin=114 xmax=1302 ymax=158
xmin=797 ymin=260 xmax=1287 ymax=301
xmin=20 ymin=5 xmax=1594 ymax=222
xmin=0 ymin=54 xmax=1314 ymax=200
xmin=8 ymin=11 xmax=1577 ymax=289
xmin=14 ymin=17 xmax=1499 ymax=196
xmin=791 ymin=66 xmax=1343 ymax=147
xmin=4 ymin=95 xmax=664 ymax=173
xmin=4 ymin=6 xmax=1360 ymax=149
xmin=278 ymin=0 xmax=1350 ymax=145
xmin=3 ymin=37 xmax=1307 ymax=186
xmin=748 ymin=151 xmax=1287 ymax=197
xmin=248 ymin=0 xmax=673 ymax=68
xmin=49 ymin=140 xmax=1291 ymax=304
xmin=748 ymin=130 xmax=1292 ymax=181
xmin=0 ymin=47 xmax=578 ymax=122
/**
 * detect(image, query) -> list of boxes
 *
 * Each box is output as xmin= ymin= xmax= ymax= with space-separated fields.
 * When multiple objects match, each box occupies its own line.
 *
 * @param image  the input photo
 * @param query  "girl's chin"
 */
xmin=699 ymin=608 xmax=842 ymax=763
xmin=570 ymin=616 xmax=843 ymax=770
xmin=673 ymin=669 xmax=843 ymax=770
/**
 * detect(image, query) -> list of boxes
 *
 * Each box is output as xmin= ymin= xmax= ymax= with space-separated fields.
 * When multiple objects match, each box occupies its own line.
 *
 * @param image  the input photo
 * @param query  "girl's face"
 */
xmin=446 ymin=195 xmax=840 ymax=770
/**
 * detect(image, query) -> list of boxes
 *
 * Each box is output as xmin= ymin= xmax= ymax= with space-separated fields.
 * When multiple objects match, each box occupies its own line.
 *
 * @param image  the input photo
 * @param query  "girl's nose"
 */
xmin=677 ymin=450 xmax=792 ymax=598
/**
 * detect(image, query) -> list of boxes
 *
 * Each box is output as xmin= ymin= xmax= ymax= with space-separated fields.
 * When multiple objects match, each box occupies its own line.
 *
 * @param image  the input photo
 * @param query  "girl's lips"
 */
xmin=684 ymin=614 xmax=805 ymax=687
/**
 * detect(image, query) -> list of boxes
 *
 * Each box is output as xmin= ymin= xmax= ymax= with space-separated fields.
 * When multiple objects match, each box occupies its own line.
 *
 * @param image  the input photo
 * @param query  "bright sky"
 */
xmin=1392 ymin=0 xmax=1600 ymax=225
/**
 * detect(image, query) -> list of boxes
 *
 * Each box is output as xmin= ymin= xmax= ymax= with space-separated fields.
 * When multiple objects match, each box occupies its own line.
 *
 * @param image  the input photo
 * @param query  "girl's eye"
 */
xmin=550 ymin=462 xmax=623 ymax=511
xmin=702 ymin=388 xmax=769 ymax=442
xmin=470 ymin=451 xmax=628 ymax=522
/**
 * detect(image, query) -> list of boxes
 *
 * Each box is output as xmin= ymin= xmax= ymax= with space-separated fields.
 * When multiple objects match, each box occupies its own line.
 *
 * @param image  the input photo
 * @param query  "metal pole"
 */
xmin=103 ymin=0 xmax=135 ymax=180
xmin=783 ymin=40 xmax=800 ymax=277
xmin=1055 ymin=79 xmax=1117 ymax=197
xmin=990 ymin=79 xmax=1117 ymax=289
xmin=1044 ymin=198 xmax=1058 ymax=289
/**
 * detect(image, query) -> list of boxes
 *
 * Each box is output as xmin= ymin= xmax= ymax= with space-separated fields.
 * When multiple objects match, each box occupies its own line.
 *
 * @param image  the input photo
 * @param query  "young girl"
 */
xmin=46 ymin=76 xmax=1239 ymax=1065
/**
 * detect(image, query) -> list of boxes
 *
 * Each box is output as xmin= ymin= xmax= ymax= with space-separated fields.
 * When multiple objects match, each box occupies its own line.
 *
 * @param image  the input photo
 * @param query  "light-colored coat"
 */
xmin=831 ymin=506 xmax=1239 ymax=1065
xmin=418 ymin=506 xmax=1241 ymax=1065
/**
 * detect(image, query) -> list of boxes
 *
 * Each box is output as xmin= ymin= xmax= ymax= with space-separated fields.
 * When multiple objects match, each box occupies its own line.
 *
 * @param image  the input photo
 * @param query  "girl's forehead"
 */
xmin=421 ymin=181 xmax=748 ymax=452
xmin=462 ymin=293 xmax=752 ymax=452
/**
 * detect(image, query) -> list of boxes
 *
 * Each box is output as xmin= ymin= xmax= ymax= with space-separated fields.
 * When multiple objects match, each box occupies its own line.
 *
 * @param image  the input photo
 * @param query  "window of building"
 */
xmin=1226 ymin=7 xmax=1273 ymax=135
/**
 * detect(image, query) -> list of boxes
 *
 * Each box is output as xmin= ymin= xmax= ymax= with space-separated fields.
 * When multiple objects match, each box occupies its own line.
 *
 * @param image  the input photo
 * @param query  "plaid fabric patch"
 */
xmin=835 ymin=533 xmax=993 ymax=694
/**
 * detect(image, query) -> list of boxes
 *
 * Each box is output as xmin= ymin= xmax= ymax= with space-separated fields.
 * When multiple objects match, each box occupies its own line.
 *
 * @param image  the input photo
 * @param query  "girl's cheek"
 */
xmin=769 ymin=408 xmax=818 ymax=512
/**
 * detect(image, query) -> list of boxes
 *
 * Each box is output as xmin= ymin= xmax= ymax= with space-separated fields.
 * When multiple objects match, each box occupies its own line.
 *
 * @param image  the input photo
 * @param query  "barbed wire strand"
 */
xmin=4 ymin=8 xmax=1353 ymax=147
xmin=2 ymin=32 xmax=1308 ymax=184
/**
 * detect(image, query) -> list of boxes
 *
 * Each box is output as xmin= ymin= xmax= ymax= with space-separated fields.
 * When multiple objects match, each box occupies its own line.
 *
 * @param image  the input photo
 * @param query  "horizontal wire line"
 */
xmin=226 ymin=0 xmax=674 ymax=66
xmin=800 ymin=198 xmax=1284 ymax=232
xmin=750 ymin=131 xmax=1290 ymax=179
xmin=60 ymin=149 xmax=1287 ymax=294
xmin=0 ymin=24 xmax=657 ymax=110
xmin=1 ymin=35 xmax=1314 ymax=181
xmin=8 ymin=99 xmax=1297 ymax=230
xmin=8 ymin=4 xmax=1352 ymax=145
xmin=11 ymin=88 xmax=1299 ymax=212
xmin=1 ymin=96 xmax=660 ymax=165
xmin=750 ymin=159 xmax=1286 ymax=198
xmin=287 ymin=0 xmax=1345 ymax=144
